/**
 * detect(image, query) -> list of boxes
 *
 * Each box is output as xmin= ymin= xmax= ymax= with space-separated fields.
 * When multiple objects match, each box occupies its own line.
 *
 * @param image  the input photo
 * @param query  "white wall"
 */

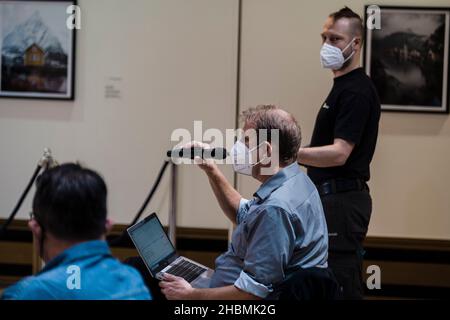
xmin=1 ymin=0 xmax=449 ymax=240
xmin=0 ymin=0 xmax=239 ymax=229
xmin=237 ymin=0 xmax=450 ymax=240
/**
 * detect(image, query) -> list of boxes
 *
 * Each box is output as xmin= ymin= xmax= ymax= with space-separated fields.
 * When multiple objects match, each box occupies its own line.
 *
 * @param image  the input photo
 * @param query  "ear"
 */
xmin=265 ymin=141 xmax=272 ymax=159
xmin=260 ymin=141 xmax=272 ymax=165
xmin=105 ymin=218 xmax=114 ymax=234
xmin=28 ymin=219 xmax=42 ymax=241
xmin=354 ymin=37 xmax=362 ymax=51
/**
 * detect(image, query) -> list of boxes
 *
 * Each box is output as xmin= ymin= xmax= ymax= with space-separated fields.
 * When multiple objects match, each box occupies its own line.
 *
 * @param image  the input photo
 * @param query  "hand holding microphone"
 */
xmin=168 ymin=141 xmax=226 ymax=173
xmin=167 ymin=144 xmax=228 ymax=160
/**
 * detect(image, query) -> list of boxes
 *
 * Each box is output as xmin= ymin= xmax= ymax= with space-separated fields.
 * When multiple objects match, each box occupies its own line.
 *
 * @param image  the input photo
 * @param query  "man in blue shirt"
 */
xmin=160 ymin=105 xmax=328 ymax=300
xmin=2 ymin=163 xmax=151 ymax=300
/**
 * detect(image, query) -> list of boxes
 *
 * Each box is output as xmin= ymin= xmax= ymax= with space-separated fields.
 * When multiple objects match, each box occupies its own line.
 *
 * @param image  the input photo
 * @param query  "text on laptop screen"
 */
xmin=129 ymin=216 xmax=175 ymax=271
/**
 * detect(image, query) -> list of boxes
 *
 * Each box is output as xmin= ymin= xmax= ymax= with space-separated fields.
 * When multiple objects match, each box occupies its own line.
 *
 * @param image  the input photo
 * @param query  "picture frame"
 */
xmin=0 ymin=0 xmax=76 ymax=100
xmin=364 ymin=6 xmax=450 ymax=113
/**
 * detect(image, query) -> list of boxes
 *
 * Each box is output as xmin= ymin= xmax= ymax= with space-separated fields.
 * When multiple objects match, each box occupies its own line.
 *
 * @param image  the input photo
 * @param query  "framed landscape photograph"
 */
xmin=0 ymin=0 xmax=76 ymax=100
xmin=364 ymin=6 xmax=450 ymax=113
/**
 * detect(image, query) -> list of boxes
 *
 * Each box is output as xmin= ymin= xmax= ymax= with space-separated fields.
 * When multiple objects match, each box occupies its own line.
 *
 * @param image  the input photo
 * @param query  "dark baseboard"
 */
xmin=1 ymin=219 xmax=450 ymax=299
xmin=364 ymin=284 xmax=450 ymax=299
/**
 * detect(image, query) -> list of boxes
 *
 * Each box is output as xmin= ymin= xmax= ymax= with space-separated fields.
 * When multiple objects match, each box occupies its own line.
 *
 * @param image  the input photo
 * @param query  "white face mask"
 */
xmin=320 ymin=38 xmax=356 ymax=70
xmin=231 ymin=141 xmax=267 ymax=176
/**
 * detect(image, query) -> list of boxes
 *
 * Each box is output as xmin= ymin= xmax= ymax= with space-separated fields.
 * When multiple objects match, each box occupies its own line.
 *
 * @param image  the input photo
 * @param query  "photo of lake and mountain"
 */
xmin=0 ymin=0 xmax=75 ymax=99
xmin=365 ymin=7 xmax=449 ymax=113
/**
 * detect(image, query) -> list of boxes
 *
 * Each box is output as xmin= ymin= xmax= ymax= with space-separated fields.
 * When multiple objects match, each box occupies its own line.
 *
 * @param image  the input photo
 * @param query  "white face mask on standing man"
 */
xmin=320 ymin=37 xmax=356 ymax=70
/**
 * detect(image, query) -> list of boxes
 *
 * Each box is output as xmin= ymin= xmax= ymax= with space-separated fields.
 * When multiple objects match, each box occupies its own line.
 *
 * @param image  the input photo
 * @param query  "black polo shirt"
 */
xmin=307 ymin=68 xmax=381 ymax=185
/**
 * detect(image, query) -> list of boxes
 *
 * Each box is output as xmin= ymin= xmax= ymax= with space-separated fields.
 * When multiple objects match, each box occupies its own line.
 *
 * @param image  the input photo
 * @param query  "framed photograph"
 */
xmin=0 ymin=0 xmax=76 ymax=100
xmin=364 ymin=6 xmax=450 ymax=113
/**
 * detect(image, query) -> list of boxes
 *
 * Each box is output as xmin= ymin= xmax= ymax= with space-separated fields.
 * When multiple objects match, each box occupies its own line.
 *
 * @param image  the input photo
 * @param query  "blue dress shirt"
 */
xmin=210 ymin=162 xmax=329 ymax=298
xmin=1 ymin=240 xmax=151 ymax=300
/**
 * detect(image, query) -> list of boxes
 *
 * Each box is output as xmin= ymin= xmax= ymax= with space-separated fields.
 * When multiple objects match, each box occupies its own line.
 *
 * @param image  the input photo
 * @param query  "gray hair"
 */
xmin=240 ymin=105 xmax=301 ymax=166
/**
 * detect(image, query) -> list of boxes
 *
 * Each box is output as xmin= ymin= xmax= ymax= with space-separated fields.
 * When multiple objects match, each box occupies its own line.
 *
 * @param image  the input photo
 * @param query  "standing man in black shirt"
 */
xmin=298 ymin=7 xmax=381 ymax=299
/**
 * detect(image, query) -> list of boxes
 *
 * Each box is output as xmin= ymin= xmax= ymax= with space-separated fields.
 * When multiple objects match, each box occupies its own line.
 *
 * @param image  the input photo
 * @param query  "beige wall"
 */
xmin=237 ymin=0 xmax=450 ymax=240
xmin=0 ymin=0 xmax=449 ymax=240
xmin=0 ymin=0 xmax=238 ymax=229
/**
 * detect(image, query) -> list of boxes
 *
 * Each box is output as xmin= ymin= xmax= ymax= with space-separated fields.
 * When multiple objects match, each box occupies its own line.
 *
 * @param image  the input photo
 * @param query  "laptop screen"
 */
xmin=127 ymin=214 xmax=176 ymax=274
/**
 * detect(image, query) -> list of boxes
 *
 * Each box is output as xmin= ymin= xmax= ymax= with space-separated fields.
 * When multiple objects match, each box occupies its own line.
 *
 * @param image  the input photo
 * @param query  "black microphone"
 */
xmin=167 ymin=147 xmax=228 ymax=160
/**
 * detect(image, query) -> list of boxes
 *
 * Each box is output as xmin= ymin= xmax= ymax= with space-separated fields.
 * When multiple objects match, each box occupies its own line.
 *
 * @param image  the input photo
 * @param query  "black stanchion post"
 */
xmin=169 ymin=162 xmax=178 ymax=248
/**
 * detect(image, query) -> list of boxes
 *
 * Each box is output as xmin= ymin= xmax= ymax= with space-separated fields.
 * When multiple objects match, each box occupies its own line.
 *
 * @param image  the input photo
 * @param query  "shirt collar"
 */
xmin=40 ymin=240 xmax=112 ymax=274
xmin=253 ymin=162 xmax=301 ymax=201
xmin=334 ymin=67 xmax=364 ymax=82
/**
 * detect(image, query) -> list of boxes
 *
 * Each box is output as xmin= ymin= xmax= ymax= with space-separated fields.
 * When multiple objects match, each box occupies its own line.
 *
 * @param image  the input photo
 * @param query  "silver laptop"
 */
xmin=127 ymin=213 xmax=214 ymax=288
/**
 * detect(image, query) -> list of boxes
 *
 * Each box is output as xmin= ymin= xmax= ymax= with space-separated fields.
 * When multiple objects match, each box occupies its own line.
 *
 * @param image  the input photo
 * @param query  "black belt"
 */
xmin=316 ymin=179 xmax=368 ymax=197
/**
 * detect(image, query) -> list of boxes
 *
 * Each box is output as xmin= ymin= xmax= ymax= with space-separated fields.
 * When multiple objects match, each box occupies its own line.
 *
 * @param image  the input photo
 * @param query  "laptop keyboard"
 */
xmin=165 ymin=259 xmax=207 ymax=283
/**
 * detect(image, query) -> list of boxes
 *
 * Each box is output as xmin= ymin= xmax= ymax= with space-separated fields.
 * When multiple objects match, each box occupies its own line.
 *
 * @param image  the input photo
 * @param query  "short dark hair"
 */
xmin=330 ymin=6 xmax=364 ymax=39
xmin=33 ymin=163 xmax=108 ymax=241
xmin=241 ymin=105 xmax=301 ymax=166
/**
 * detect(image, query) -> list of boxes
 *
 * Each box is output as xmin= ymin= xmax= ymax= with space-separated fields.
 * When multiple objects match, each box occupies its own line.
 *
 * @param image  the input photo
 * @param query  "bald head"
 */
xmin=240 ymin=105 xmax=301 ymax=166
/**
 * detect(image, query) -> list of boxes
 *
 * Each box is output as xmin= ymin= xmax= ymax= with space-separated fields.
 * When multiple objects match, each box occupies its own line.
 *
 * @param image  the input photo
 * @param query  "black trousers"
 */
xmin=272 ymin=267 xmax=340 ymax=300
xmin=320 ymin=189 xmax=372 ymax=300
